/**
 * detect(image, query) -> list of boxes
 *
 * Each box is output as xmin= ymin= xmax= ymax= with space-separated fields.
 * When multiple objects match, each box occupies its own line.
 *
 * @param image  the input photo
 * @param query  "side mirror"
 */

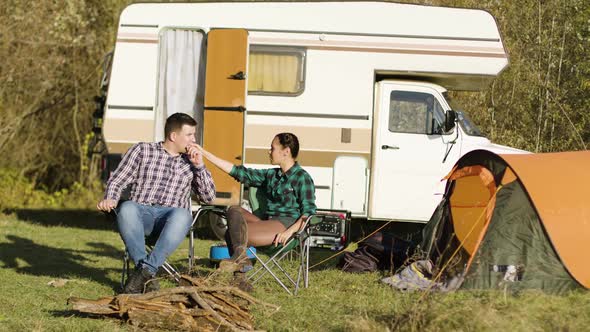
xmin=444 ymin=110 xmax=457 ymax=133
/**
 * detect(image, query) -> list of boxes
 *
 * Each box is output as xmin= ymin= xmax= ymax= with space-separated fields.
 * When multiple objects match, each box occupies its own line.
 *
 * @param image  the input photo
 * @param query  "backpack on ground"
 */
xmin=339 ymin=232 xmax=417 ymax=273
xmin=339 ymin=241 xmax=382 ymax=272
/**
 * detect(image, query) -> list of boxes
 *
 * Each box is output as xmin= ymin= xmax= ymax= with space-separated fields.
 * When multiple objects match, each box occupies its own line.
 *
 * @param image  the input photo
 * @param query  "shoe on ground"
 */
xmin=218 ymin=256 xmax=253 ymax=273
xmin=123 ymin=265 xmax=155 ymax=294
xmin=144 ymin=278 xmax=160 ymax=293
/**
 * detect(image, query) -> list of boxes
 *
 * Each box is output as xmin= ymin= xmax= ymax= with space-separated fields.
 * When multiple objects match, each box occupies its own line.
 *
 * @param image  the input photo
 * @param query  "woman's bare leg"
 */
xmin=231 ymin=207 xmax=288 ymax=246
xmin=247 ymin=220 xmax=287 ymax=246
xmin=237 ymin=207 xmax=262 ymax=224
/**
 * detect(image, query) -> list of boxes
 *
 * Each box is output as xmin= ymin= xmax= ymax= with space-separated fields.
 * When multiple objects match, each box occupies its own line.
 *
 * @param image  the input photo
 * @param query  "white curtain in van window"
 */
xmin=155 ymin=29 xmax=204 ymax=142
xmin=248 ymin=52 xmax=300 ymax=93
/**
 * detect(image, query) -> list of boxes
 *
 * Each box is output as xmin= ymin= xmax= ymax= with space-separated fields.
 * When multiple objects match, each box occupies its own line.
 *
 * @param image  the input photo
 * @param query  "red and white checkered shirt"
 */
xmin=105 ymin=142 xmax=216 ymax=209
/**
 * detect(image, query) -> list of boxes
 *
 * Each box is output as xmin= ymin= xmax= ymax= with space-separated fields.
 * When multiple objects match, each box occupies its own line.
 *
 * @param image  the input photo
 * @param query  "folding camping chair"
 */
xmin=118 ymin=203 xmax=223 ymax=289
xmin=246 ymin=210 xmax=348 ymax=295
xmin=245 ymin=187 xmax=349 ymax=295
xmin=187 ymin=188 xmax=350 ymax=295
xmin=188 ymin=204 xmax=227 ymax=270
xmin=108 ymin=207 xmax=192 ymax=290
xmin=121 ymin=241 xmax=182 ymax=289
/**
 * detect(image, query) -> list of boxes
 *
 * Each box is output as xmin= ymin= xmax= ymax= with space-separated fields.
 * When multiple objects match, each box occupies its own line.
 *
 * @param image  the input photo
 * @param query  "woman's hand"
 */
xmin=186 ymin=144 xmax=204 ymax=167
xmin=273 ymin=228 xmax=296 ymax=246
xmin=273 ymin=217 xmax=306 ymax=246
xmin=189 ymin=144 xmax=234 ymax=173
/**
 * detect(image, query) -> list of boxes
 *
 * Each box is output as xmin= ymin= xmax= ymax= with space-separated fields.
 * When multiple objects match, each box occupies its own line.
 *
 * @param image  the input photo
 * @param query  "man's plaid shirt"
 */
xmin=105 ymin=142 xmax=216 ymax=209
xmin=230 ymin=162 xmax=316 ymax=218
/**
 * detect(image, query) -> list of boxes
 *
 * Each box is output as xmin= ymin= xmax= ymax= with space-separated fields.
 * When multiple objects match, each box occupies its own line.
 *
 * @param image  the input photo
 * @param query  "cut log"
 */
xmin=127 ymin=307 xmax=202 ymax=331
xmin=68 ymin=297 xmax=119 ymax=315
xmin=68 ymin=276 xmax=275 ymax=331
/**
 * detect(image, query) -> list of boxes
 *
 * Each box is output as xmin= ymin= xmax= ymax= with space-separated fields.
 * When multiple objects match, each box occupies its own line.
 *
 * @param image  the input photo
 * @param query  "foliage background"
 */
xmin=0 ymin=0 xmax=588 ymax=206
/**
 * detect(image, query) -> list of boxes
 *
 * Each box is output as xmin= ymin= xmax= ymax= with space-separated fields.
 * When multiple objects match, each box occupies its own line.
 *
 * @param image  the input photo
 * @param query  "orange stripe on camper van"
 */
xmin=501 ymin=151 xmax=590 ymax=288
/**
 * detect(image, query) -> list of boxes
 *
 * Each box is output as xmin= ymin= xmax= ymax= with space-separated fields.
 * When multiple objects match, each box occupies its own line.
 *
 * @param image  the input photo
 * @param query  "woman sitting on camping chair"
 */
xmin=195 ymin=132 xmax=317 ymax=273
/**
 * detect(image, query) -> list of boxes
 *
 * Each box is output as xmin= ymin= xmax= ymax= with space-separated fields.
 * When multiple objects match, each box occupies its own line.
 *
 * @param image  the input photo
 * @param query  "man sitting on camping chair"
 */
xmin=196 ymin=133 xmax=316 ymax=281
xmin=97 ymin=113 xmax=216 ymax=294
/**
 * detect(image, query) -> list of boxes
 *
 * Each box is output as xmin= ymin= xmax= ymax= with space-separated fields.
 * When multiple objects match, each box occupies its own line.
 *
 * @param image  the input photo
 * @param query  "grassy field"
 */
xmin=1 ymin=210 xmax=590 ymax=331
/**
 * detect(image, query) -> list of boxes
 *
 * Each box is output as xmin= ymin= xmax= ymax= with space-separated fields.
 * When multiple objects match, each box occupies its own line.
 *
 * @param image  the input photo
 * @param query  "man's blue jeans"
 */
xmin=116 ymin=201 xmax=192 ymax=275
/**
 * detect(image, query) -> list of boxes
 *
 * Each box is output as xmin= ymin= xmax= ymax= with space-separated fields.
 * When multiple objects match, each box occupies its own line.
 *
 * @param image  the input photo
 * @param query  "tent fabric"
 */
xmin=501 ymin=151 xmax=590 ymax=289
xmin=421 ymin=149 xmax=590 ymax=294
xmin=448 ymin=165 xmax=497 ymax=259
xmin=461 ymin=181 xmax=579 ymax=293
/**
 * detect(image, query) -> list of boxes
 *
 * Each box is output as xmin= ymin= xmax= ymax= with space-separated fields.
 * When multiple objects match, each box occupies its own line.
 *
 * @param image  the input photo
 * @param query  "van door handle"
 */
xmin=381 ymin=144 xmax=399 ymax=150
xmin=228 ymin=71 xmax=246 ymax=80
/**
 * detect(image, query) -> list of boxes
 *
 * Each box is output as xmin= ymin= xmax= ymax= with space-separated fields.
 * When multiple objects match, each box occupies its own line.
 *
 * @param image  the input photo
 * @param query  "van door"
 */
xmin=369 ymin=81 xmax=460 ymax=222
xmin=203 ymin=29 xmax=248 ymax=206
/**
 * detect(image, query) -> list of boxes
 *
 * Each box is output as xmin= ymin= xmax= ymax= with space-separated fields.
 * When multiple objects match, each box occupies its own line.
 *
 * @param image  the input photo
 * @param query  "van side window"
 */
xmin=248 ymin=46 xmax=305 ymax=96
xmin=388 ymin=91 xmax=445 ymax=134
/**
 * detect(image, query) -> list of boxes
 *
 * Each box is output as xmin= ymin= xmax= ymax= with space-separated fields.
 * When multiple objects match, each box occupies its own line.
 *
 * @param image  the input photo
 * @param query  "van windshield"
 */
xmin=443 ymin=92 xmax=484 ymax=137
xmin=456 ymin=111 xmax=484 ymax=137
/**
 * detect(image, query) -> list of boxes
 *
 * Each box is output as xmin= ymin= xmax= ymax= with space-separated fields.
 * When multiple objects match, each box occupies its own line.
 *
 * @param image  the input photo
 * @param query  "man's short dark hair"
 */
xmin=164 ymin=113 xmax=197 ymax=139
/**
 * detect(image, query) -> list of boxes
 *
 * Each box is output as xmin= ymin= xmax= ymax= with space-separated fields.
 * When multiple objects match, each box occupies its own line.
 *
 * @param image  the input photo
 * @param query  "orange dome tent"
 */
xmin=421 ymin=149 xmax=590 ymax=293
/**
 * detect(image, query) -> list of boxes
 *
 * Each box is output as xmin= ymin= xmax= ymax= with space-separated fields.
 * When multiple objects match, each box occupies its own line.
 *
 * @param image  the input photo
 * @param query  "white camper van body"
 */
xmin=102 ymin=1 xmax=524 ymax=223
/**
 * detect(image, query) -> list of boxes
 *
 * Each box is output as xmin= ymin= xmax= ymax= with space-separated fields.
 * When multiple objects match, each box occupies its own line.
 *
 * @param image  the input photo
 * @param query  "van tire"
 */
xmin=193 ymin=210 xmax=227 ymax=240
xmin=208 ymin=212 xmax=228 ymax=241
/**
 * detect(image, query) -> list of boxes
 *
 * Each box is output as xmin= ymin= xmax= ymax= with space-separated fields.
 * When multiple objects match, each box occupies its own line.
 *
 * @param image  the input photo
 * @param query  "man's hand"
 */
xmin=97 ymin=199 xmax=117 ymax=212
xmin=186 ymin=144 xmax=204 ymax=167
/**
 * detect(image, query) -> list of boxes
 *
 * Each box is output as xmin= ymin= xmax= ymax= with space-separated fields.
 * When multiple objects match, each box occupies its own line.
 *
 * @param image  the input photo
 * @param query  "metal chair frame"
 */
xmin=247 ymin=210 xmax=349 ymax=295
xmin=188 ymin=201 xmax=350 ymax=295
xmin=116 ymin=208 xmax=186 ymax=290
xmin=188 ymin=205 xmax=227 ymax=271
xmin=245 ymin=217 xmax=312 ymax=295
xmin=121 ymin=246 xmax=182 ymax=290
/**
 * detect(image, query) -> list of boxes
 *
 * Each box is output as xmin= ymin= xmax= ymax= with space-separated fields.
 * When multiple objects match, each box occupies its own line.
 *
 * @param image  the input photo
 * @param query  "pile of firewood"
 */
xmin=68 ymin=276 xmax=278 ymax=331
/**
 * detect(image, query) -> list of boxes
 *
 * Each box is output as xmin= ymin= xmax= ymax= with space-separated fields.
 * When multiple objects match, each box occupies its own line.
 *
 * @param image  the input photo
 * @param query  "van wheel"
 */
xmin=208 ymin=212 xmax=228 ymax=241
xmin=194 ymin=210 xmax=227 ymax=240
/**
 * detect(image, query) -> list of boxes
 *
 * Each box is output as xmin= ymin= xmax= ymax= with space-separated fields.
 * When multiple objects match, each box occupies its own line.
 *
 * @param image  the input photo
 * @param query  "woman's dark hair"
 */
xmin=275 ymin=132 xmax=300 ymax=159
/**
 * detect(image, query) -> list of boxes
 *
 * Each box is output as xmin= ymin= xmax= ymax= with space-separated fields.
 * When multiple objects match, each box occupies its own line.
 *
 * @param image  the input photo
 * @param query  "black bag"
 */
xmin=339 ymin=232 xmax=417 ymax=273
xmin=340 ymin=243 xmax=381 ymax=273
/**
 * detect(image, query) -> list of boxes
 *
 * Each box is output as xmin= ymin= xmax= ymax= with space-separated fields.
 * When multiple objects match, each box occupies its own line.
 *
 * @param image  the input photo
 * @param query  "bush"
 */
xmin=0 ymin=169 xmax=102 ymax=210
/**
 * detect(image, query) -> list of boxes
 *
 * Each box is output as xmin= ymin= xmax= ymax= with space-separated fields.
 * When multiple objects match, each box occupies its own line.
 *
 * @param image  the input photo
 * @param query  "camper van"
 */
xmin=97 ymin=1 xmax=525 ymax=231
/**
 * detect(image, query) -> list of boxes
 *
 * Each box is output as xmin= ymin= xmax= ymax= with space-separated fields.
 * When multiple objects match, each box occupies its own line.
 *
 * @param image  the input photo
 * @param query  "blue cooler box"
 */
xmin=209 ymin=244 xmax=257 ymax=262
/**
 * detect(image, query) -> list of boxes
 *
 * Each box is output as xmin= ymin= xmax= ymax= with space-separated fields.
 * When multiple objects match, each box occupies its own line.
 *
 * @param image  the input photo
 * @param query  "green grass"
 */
xmin=1 ymin=211 xmax=590 ymax=331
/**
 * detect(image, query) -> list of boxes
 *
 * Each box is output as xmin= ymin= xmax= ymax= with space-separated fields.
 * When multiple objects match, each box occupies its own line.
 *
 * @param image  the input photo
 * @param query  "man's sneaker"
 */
xmin=144 ymin=278 xmax=160 ymax=293
xmin=123 ymin=265 xmax=154 ymax=294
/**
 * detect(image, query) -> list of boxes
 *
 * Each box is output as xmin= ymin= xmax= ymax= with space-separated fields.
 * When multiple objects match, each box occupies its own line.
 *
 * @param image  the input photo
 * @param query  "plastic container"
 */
xmin=209 ymin=244 xmax=257 ymax=262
